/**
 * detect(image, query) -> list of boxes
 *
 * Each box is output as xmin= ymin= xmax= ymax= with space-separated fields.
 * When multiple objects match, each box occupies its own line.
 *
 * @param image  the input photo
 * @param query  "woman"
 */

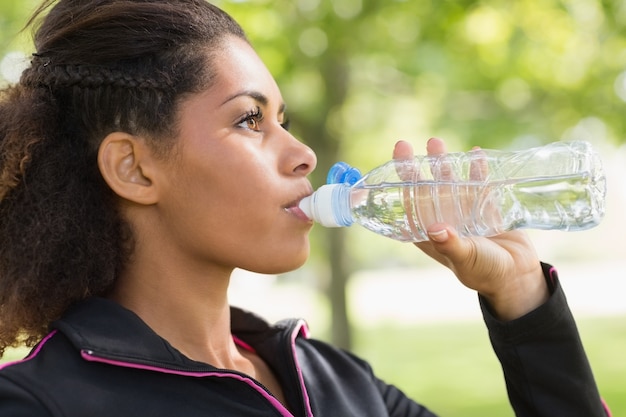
xmin=0 ymin=1 xmax=610 ymax=416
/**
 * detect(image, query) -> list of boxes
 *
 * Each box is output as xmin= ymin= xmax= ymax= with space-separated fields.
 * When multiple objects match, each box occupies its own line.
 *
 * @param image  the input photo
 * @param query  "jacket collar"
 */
xmin=51 ymin=297 xmax=307 ymax=369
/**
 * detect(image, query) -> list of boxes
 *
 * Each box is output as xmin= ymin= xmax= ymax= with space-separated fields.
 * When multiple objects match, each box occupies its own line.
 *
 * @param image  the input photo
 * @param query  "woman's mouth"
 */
xmin=284 ymin=196 xmax=313 ymax=222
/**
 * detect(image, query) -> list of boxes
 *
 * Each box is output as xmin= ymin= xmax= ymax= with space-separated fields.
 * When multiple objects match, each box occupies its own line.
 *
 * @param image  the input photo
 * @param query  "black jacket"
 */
xmin=0 ymin=265 xmax=610 ymax=416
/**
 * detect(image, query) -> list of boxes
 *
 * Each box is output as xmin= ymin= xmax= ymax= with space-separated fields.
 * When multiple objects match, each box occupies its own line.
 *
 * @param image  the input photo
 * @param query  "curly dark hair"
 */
xmin=0 ymin=0 xmax=247 ymax=356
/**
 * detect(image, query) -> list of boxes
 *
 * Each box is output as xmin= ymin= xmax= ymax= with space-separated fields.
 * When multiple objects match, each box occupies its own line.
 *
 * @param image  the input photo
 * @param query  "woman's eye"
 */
xmin=244 ymin=117 xmax=258 ymax=130
xmin=237 ymin=107 xmax=263 ymax=131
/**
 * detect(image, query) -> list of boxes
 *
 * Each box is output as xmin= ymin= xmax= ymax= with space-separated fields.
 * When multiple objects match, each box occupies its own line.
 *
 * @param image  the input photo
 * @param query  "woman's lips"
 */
xmin=285 ymin=198 xmax=313 ymax=222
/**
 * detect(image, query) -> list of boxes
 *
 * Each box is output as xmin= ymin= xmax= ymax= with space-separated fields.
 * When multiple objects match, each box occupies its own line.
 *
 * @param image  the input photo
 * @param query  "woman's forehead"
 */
xmin=204 ymin=38 xmax=284 ymax=107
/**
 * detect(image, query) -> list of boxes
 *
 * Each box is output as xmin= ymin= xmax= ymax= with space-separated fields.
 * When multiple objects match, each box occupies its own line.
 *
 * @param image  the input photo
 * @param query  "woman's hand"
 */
xmin=393 ymin=138 xmax=549 ymax=321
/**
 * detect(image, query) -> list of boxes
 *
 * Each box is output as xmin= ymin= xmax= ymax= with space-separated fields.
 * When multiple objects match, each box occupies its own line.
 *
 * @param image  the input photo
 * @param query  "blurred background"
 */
xmin=2 ymin=0 xmax=625 ymax=416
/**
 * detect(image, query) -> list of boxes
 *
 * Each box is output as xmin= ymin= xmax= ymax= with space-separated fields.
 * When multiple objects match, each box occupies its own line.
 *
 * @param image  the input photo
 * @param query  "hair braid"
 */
xmin=21 ymin=57 xmax=172 ymax=91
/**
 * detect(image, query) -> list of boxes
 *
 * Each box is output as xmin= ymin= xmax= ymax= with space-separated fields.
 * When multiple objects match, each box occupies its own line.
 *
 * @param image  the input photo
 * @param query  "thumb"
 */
xmin=426 ymin=224 xmax=476 ymax=267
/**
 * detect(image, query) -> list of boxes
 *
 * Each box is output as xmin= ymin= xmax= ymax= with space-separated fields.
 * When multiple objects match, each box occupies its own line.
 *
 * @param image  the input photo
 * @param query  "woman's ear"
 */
xmin=97 ymin=132 xmax=160 ymax=205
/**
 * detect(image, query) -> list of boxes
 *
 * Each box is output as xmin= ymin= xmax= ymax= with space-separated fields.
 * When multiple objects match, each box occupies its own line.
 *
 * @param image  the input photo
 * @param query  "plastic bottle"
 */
xmin=298 ymin=140 xmax=606 ymax=242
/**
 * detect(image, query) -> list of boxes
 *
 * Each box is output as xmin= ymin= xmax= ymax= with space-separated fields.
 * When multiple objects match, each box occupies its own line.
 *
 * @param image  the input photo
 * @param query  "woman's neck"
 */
xmin=108 ymin=242 xmax=288 ymax=407
xmin=109 ymin=250 xmax=239 ymax=367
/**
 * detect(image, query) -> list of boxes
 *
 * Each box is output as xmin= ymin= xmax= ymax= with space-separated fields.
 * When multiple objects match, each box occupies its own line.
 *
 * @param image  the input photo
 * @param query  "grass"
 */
xmin=2 ymin=316 xmax=624 ymax=416
xmin=352 ymin=315 xmax=626 ymax=417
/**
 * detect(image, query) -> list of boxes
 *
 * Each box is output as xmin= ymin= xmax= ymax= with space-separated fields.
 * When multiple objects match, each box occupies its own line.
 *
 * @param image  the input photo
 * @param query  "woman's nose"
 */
xmin=284 ymin=132 xmax=317 ymax=176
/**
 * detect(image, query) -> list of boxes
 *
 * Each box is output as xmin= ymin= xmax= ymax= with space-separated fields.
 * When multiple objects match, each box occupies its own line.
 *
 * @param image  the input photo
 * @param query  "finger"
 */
xmin=469 ymin=146 xmax=488 ymax=181
xmin=424 ymin=139 xmax=456 ymax=226
xmin=393 ymin=140 xmax=426 ymax=239
xmin=426 ymin=137 xmax=447 ymax=155
xmin=393 ymin=140 xmax=414 ymax=160
xmin=425 ymin=224 xmax=478 ymax=274
xmin=413 ymin=224 xmax=468 ymax=271
xmin=468 ymin=146 xmax=501 ymax=226
xmin=393 ymin=140 xmax=417 ymax=183
xmin=427 ymin=138 xmax=454 ymax=182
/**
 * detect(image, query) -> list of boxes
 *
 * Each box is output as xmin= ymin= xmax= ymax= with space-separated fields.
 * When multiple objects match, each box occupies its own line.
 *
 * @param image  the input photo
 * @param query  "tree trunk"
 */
xmin=326 ymin=227 xmax=351 ymax=350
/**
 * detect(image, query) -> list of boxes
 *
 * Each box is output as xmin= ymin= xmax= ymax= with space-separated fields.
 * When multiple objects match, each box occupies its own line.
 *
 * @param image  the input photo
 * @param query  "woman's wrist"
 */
xmin=481 ymin=265 xmax=550 ymax=321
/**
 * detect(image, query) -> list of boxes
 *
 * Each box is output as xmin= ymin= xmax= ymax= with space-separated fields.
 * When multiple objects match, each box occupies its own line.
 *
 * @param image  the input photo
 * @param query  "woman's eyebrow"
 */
xmin=221 ymin=90 xmax=286 ymax=113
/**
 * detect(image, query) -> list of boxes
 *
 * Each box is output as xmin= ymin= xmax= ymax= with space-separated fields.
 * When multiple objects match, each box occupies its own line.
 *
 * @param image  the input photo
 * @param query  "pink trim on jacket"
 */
xmin=232 ymin=335 xmax=256 ymax=353
xmin=79 ymin=321 xmax=314 ymax=417
xmin=0 ymin=330 xmax=58 ymax=371
xmin=290 ymin=320 xmax=314 ymax=417
xmin=548 ymin=265 xmax=558 ymax=287
xmin=602 ymin=398 xmax=613 ymax=417
xmin=81 ymin=350 xmax=293 ymax=416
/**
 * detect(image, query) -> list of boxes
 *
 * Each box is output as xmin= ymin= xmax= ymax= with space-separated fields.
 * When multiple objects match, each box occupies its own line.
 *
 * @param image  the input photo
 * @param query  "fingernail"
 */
xmin=428 ymin=229 xmax=448 ymax=242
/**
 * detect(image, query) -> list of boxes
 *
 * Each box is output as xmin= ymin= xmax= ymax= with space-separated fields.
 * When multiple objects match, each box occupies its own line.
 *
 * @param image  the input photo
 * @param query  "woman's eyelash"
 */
xmin=235 ymin=106 xmax=264 ymax=130
xmin=246 ymin=106 xmax=262 ymax=119
xmin=239 ymin=106 xmax=262 ymax=122
xmin=236 ymin=107 xmax=289 ymax=131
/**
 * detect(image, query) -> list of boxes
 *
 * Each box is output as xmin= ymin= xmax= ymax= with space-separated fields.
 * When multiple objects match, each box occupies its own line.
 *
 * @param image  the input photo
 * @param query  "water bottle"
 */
xmin=298 ymin=140 xmax=606 ymax=242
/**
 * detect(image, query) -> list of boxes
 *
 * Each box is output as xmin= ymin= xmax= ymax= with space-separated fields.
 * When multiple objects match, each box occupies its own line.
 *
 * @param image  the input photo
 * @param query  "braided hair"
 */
xmin=0 ymin=0 xmax=247 ymax=356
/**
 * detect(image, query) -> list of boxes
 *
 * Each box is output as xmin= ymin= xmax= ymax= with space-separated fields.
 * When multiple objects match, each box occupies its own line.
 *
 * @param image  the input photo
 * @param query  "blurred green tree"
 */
xmin=2 ymin=0 xmax=625 ymax=349
xmin=217 ymin=0 xmax=626 ymax=349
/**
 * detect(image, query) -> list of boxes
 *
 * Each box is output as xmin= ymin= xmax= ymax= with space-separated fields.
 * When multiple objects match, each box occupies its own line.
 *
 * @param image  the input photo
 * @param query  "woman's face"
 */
xmin=153 ymin=36 xmax=317 ymax=275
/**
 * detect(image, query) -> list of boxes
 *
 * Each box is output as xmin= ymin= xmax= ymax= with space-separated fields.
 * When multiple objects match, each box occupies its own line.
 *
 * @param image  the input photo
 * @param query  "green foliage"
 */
xmin=3 ymin=0 xmax=625 ymax=159
xmin=353 ymin=315 xmax=626 ymax=417
xmin=3 ymin=0 xmax=624 ymax=225
xmin=211 ymin=0 xmax=626 ymax=271
xmin=0 ymin=1 xmax=36 ymax=48
xmin=216 ymin=0 xmax=626 ymax=161
xmin=0 ymin=1 xmax=39 ymax=86
xmin=1 ymin=0 xmax=623 ymax=354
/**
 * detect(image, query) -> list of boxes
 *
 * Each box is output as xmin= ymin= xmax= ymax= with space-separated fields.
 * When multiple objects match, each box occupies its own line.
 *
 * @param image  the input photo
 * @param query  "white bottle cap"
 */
xmin=298 ymin=184 xmax=342 ymax=227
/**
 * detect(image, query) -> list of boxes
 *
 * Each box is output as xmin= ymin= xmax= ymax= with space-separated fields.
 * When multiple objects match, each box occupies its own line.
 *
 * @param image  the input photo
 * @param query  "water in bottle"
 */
xmin=298 ymin=140 xmax=606 ymax=242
